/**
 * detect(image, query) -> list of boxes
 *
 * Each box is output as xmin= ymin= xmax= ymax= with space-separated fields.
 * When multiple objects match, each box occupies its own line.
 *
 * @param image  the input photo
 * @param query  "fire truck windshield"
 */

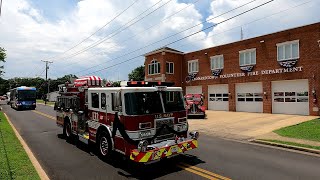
xmin=124 ymin=91 xmax=185 ymax=115
xmin=162 ymin=91 xmax=185 ymax=112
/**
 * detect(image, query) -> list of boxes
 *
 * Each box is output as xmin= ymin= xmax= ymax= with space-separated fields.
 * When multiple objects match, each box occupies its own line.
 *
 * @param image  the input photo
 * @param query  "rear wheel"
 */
xmin=97 ymin=131 xmax=112 ymax=160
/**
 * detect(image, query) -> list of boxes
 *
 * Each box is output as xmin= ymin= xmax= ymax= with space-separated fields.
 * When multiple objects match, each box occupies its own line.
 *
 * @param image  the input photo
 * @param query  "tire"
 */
xmin=97 ymin=131 xmax=112 ymax=160
xmin=63 ymin=120 xmax=73 ymax=142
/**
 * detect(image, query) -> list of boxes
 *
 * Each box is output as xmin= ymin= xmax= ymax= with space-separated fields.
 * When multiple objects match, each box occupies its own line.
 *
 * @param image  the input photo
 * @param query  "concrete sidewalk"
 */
xmin=188 ymin=111 xmax=318 ymax=140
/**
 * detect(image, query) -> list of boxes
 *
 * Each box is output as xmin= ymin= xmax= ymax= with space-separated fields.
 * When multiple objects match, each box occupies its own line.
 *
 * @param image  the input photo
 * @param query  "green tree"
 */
xmin=128 ymin=65 xmax=145 ymax=81
xmin=0 ymin=47 xmax=6 ymax=76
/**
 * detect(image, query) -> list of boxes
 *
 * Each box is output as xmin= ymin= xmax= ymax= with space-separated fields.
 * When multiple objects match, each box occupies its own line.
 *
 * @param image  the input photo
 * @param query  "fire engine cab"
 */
xmin=55 ymin=76 xmax=199 ymax=163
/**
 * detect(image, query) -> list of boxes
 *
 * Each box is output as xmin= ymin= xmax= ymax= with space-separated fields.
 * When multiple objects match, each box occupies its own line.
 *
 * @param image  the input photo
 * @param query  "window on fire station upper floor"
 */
xmin=210 ymin=55 xmax=224 ymax=70
xmin=91 ymin=93 xmax=99 ymax=109
xmin=188 ymin=60 xmax=198 ymax=73
xmin=166 ymin=62 xmax=174 ymax=74
xmin=239 ymin=48 xmax=256 ymax=66
xmin=277 ymin=40 xmax=299 ymax=61
xmin=148 ymin=60 xmax=160 ymax=75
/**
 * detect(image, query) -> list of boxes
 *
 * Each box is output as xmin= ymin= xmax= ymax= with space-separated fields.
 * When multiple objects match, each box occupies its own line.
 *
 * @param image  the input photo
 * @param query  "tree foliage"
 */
xmin=0 ymin=74 xmax=78 ymax=97
xmin=128 ymin=65 xmax=145 ymax=81
xmin=0 ymin=47 xmax=7 ymax=76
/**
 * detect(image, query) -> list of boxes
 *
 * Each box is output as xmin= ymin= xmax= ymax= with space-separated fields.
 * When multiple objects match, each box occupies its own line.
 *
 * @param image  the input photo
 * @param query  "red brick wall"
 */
xmin=145 ymin=22 xmax=320 ymax=115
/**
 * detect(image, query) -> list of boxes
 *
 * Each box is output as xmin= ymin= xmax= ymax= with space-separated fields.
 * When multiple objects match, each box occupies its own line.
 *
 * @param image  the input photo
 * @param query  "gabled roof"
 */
xmin=144 ymin=47 xmax=184 ymax=56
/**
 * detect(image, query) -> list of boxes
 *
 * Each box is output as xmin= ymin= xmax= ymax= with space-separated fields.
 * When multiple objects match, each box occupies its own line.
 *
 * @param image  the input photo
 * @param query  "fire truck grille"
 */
xmin=155 ymin=118 xmax=175 ymax=142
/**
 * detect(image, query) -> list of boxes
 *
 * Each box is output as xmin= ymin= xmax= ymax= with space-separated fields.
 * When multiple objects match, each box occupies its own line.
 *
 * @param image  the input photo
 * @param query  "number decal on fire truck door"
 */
xmin=92 ymin=112 xmax=99 ymax=121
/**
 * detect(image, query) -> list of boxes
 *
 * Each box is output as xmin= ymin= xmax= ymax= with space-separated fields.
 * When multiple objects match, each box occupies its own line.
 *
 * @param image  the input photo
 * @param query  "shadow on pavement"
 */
xmin=57 ymin=133 xmax=205 ymax=179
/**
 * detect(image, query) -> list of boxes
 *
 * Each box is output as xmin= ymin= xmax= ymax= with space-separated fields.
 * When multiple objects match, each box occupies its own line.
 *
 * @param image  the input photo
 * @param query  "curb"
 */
xmin=4 ymin=113 xmax=50 ymax=180
xmin=251 ymin=139 xmax=320 ymax=155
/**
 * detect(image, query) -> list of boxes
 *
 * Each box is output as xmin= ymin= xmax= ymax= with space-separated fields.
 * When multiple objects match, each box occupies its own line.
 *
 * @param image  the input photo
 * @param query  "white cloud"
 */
xmin=0 ymin=0 xmax=319 ymax=80
xmin=204 ymin=0 xmax=320 ymax=47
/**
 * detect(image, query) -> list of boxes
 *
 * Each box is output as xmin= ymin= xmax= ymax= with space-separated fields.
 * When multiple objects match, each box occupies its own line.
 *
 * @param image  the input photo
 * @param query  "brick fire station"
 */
xmin=144 ymin=22 xmax=320 ymax=116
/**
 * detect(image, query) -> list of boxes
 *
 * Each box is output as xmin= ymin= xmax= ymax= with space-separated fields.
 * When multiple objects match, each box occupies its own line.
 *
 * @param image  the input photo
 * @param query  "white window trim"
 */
xmin=148 ymin=59 xmax=160 ymax=75
xmin=188 ymin=59 xmax=199 ymax=73
xmin=239 ymin=48 xmax=256 ymax=66
xmin=166 ymin=61 xmax=174 ymax=74
xmin=210 ymin=55 xmax=224 ymax=70
xmin=276 ymin=40 xmax=300 ymax=61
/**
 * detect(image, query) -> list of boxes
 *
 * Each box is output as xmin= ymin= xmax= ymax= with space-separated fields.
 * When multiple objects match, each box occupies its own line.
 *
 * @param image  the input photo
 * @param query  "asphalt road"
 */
xmin=1 ymin=102 xmax=320 ymax=180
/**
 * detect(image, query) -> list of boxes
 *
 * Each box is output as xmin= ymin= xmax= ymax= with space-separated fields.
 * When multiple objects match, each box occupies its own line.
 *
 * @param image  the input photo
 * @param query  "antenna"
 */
xmin=240 ymin=27 xmax=244 ymax=40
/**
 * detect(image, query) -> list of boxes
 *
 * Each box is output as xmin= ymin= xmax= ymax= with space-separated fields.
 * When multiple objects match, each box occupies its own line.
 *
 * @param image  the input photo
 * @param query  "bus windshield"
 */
xmin=18 ymin=90 xmax=36 ymax=101
xmin=124 ymin=91 xmax=185 ymax=115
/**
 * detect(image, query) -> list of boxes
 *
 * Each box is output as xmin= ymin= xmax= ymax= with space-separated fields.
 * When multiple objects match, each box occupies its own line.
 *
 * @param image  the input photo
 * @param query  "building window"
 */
xmin=239 ymin=48 xmax=256 ymax=66
xmin=277 ymin=40 xmax=299 ymax=61
xmin=148 ymin=60 xmax=160 ymax=75
xmin=237 ymin=92 xmax=263 ymax=102
xmin=210 ymin=55 xmax=224 ymax=70
xmin=91 ymin=93 xmax=99 ymax=108
xmin=188 ymin=60 xmax=198 ymax=73
xmin=166 ymin=62 xmax=174 ymax=74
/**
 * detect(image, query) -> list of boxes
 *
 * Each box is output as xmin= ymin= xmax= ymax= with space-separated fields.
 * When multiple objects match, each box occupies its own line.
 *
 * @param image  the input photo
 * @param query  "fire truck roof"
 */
xmin=88 ymin=86 xmax=182 ymax=92
xmin=120 ymin=81 xmax=174 ymax=87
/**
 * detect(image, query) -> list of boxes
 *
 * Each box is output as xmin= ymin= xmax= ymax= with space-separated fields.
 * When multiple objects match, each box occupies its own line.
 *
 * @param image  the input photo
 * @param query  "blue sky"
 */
xmin=28 ymin=0 xmax=78 ymax=21
xmin=0 ymin=0 xmax=319 ymax=81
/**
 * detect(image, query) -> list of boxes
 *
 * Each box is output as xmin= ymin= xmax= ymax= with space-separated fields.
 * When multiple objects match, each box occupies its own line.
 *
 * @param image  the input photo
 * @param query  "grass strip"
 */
xmin=274 ymin=119 xmax=320 ymax=142
xmin=0 ymin=112 xmax=40 ymax=180
xmin=259 ymin=139 xmax=320 ymax=151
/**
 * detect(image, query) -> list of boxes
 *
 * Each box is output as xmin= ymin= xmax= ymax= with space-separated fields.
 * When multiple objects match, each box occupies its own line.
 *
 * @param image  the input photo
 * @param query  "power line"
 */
xmin=42 ymin=0 xmax=140 ymax=61
xmin=54 ymin=0 xmax=201 ymax=70
xmin=71 ymin=0 xmax=260 ymax=75
xmin=173 ymin=0 xmax=313 ymax=51
xmin=82 ymin=0 xmax=275 ymax=76
xmin=50 ymin=0 xmax=174 ymax=62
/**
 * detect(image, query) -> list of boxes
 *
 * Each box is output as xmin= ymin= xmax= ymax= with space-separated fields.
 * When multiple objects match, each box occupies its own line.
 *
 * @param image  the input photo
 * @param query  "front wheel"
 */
xmin=97 ymin=131 xmax=112 ymax=160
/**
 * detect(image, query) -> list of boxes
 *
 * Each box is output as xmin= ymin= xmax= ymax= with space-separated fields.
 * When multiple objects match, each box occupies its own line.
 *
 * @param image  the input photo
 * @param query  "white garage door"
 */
xmin=272 ymin=79 xmax=309 ymax=115
xmin=236 ymin=82 xmax=263 ymax=113
xmin=208 ymin=84 xmax=229 ymax=111
xmin=186 ymin=86 xmax=202 ymax=94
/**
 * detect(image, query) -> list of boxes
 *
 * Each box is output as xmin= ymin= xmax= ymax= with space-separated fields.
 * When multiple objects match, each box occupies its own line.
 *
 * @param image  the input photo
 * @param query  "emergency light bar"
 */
xmin=121 ymin=81 xmax=174 ymax=87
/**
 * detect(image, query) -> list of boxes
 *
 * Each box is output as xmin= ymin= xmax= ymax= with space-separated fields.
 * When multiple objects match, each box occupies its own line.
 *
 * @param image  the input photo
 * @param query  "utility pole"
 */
xmin=240 ymin=27 xmax=244 ymax=40
xmin=41 ymin=60 xmax=53 ymax=105
xmin=0 ymin=0 xmax=3 ymax=17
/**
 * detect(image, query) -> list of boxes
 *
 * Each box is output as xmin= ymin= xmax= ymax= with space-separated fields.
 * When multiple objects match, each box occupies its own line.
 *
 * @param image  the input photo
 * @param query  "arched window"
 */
xmin=148 ymin=60 xmax=160 ymax=75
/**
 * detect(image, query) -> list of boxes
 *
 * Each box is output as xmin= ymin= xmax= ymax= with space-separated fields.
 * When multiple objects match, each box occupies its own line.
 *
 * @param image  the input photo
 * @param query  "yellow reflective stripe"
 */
xmin=192 ymin=140 xmax=198 ymax=147
xmin=153 ymin=148 xmax=166 ymax=160
xmin=139 ymin=152 xmax=152 ymax=163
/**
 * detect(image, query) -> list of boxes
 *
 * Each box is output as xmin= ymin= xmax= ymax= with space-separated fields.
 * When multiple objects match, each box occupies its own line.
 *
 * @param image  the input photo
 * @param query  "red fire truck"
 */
xmin=55 ymin=76 xmax=199 ymax=163
xmin=185 ymin=94 xmax=206 ymax=119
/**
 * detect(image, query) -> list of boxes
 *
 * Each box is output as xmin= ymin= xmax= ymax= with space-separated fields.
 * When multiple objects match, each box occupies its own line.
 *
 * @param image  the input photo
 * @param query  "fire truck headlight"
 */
xmin=139 ymin=130 xmax=152 ymax=138
xmin=137 ymin=140 xmax=148 ymax=152
xmin=189 ymin=131 xmax=199 ymax=140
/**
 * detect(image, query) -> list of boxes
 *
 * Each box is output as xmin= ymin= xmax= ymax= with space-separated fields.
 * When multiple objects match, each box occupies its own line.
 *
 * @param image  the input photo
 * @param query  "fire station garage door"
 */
xmin=186 ymin=86 xmax=202 ymax=94
xmin=208 ymin=84 xmax=229 ymax=111
xmin=236 ymin=82 xmax=263 ymax=113
xmin=272 ymin=79 xmax=309 ymax=115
